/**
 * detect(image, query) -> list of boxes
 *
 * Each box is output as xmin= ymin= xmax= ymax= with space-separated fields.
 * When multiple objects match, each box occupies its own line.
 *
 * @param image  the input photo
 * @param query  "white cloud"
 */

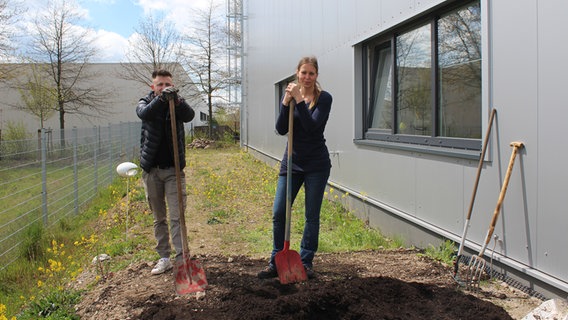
xmin=136 ymin=0 xmax=211 ymax=15
xmin=135 ymin=0 xmax=222 ymax=32
xmin=91 ymin=29 xmax=129 ymax=63
xmin=13 ymin=0 xmax=225 ymax=63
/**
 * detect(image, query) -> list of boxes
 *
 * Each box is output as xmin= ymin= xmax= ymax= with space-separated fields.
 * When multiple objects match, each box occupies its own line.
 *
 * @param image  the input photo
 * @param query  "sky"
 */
xmin=19 ymin=0 xmax=217 ymax=63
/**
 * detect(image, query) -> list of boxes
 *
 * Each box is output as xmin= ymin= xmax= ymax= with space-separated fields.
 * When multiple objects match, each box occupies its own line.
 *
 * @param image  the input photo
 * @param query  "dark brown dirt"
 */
xmin=73 ymin=148 xmax=542 ymax=319
xmin=73 ymin=249 xmax=537 ymax=320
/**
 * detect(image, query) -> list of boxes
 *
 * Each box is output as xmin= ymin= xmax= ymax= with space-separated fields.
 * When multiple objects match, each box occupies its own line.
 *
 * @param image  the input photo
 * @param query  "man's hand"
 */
xmin=161 ymin=87 xmax=179 ymax=101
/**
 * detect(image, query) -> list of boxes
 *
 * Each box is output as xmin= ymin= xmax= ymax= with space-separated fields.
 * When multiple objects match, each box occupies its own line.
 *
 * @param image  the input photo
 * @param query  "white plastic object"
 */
xmin=116 ymin=162 xmax=139 ymax=177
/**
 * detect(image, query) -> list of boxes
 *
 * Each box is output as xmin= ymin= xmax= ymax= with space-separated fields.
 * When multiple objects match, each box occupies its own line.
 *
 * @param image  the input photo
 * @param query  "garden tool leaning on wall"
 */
xmin=453 ymin=108 xmax=496 ymax=285
xmin=466 ymin=141 xmax=524 ymax=290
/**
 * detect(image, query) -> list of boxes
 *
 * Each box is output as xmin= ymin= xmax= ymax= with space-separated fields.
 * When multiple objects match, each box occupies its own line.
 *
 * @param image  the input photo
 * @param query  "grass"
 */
xmin=0 ymin=174 xmax=155 ymax=318
xmin=420 ymin=239 xmax=457 ymax=265
xmin=185 ymin=146 xmax=404 ymax=256
xmin=1 ymin=144 xmax=450 ymax=318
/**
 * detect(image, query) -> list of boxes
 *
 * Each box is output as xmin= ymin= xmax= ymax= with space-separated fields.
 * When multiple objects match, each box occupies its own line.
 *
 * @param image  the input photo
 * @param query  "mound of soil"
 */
xmin=73 ymin=249 xmax=536 ymax=320
xmin=73 ymin=149 xmax=542 ymax=319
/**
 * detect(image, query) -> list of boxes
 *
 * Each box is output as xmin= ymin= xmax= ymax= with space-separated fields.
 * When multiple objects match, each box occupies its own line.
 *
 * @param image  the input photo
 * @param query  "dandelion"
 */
xmin=37 ymin=280 xmax=43 ymax=287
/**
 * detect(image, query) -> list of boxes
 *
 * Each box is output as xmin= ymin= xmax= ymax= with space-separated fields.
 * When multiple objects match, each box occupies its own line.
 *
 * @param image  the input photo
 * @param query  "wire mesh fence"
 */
xmin=0 ymin=122 xmax=141 ymax=272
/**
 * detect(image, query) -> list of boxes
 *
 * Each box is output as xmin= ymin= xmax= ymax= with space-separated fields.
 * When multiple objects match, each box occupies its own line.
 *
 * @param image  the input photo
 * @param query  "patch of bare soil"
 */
xmin=74 ymin=249 xmax=541 ymax=320
xmin=73 ymin=149 xmax=542 ymax=319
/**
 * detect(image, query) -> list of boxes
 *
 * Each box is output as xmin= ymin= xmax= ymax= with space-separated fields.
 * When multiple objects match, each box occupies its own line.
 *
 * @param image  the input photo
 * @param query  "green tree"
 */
xmin=18 ymin=64 xmax=57 ymax=129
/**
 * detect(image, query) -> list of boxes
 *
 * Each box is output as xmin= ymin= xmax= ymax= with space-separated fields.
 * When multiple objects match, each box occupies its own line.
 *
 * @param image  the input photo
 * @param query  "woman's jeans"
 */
xmin=269 ymin=168 xmax=330 ymax=269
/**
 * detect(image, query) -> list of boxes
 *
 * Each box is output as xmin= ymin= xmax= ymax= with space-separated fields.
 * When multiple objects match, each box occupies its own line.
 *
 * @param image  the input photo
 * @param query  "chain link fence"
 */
xmin=0 ymin=122 xmax=141 ymax=271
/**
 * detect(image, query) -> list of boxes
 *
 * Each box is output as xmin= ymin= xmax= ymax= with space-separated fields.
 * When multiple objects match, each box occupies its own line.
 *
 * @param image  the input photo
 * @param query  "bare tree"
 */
xmin=0 ymin=0 xmax=17 ymax=58
xmin=121 ymin=13 xmax=186 ymax=87
xmin=182 ymin=0 xmax=229 ymax=138
xmin=26 ymin=0 xmax=108 ymax=137
xmin=0 ymin=0 xmax=21 ymax=80
xmin=18 ymin=64 xmax=57 ymax=129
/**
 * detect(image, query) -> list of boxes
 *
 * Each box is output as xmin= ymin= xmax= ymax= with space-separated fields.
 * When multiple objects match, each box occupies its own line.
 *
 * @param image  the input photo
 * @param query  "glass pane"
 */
xmin=396 ymin=24 xmax=432 ymax=135
xmin=369 ymin=45 xmax=393 ymax=130
xmin=438 ymin=2 xmax=481 ymax=138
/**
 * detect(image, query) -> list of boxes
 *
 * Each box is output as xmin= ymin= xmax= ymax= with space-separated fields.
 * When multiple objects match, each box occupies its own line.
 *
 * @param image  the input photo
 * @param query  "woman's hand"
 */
xmin=282 ymin=91 xmax=292 ymax=106
xmin=284 ymin=83 xmax=303 ymax=105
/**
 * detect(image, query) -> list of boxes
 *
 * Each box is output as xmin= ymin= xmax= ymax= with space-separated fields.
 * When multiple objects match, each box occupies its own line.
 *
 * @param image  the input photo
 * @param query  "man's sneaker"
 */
xmin=257 ymin=266 xmax=278 ymax=279
xmin=304 ymin=266 xmax=316 ymax=279
xmin=151 ymin=258 xmax=173 ymax=275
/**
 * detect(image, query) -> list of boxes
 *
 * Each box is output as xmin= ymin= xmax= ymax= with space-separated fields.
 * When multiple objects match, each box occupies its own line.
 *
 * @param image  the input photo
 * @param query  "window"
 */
xmin=200 ymin=111 xmax=209 ymax=122
xmin=275 ymin=75 xmax=295 ymax=121
xmin=361 ymin=1 xmax=481 ymax=151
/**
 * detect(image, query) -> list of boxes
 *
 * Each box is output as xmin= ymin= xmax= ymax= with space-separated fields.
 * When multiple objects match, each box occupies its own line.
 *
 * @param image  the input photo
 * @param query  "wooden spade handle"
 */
xmin=479 ymin=141 xmax=524 ymax=256
xmin=169 ymin=99 xmax=189 ymax=256
xmin=284 ymin=100 xmax=295 ymax=243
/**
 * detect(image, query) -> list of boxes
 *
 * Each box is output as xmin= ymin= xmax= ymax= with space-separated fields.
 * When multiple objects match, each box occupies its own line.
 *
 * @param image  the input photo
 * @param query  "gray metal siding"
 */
xmin=242 ymin=0 xmax=568 ymax=296
xmin=535 ymin=0 xmax=568 ymax=284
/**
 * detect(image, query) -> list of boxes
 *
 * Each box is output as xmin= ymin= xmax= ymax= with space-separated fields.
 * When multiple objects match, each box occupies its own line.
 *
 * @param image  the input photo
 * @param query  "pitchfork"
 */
xmin=465 ymin=141 xmax=524 ymax=290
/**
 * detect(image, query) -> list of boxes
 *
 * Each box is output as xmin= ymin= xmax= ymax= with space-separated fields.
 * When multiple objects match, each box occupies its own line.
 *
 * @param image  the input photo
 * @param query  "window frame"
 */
xmin=356 ymin=0 xmax=482 ymax=155
xmin=275 ymin=75 xmax=296 ymax=122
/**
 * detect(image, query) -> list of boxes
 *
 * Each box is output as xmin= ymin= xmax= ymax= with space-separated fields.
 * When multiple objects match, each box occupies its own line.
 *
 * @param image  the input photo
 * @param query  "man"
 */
xmin=136 ymin=69 xmax=195 ymax=275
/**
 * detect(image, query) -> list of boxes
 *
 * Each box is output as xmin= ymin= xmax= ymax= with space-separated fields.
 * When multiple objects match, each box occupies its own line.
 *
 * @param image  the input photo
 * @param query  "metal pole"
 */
xmin=94 ymin=126 xmax=98 ymax=192
xmin=73 ymin=127 xmax=78 ymax=216
xmin=41 ymin=129 xmax=48 ymax=225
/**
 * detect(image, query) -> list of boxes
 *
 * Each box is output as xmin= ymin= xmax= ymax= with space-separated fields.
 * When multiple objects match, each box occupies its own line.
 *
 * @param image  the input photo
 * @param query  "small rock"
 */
xmin=92 ymin=254 xmax=111 ymax=264
xmin=195 ymin=291 xmax=206 ymax=300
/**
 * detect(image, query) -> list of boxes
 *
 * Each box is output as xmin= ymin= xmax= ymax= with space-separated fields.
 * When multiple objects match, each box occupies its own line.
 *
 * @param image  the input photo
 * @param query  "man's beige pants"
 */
xmin=142 ymin=167 xmax=186 ymax=260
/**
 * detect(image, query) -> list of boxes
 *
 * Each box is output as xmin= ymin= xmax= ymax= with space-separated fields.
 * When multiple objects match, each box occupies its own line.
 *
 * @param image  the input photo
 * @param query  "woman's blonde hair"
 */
xmin=296 ymin=56 xmax=321 ymax=109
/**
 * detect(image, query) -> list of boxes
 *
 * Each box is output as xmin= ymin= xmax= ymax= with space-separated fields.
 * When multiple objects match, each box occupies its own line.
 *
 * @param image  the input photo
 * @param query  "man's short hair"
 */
xmin=152 ymin=69 xmax=172 ymax=79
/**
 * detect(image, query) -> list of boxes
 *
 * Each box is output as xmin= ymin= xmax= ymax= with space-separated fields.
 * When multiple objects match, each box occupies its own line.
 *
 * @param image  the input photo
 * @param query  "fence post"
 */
xmin=120 ymin=121 xmax=124 ymax=158
xmin=37 ymin=129 xmax=41 ymax=161
xmin=41 ymin=128 xmax=48 ymax=225
xmin=73 ymin=127 xmax=79 ymax=215
xmin=93 ymin=126 xmax=98 ymax=193
xmin=126 ymin=122 xmax=134 ymax=159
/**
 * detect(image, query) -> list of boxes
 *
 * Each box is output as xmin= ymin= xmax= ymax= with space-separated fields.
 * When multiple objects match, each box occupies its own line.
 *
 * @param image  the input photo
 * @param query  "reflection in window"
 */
xmin=362 ymin=0 xmax=481 ymax=150
xmin=438 ymin=4 xmax=482 ymax=138
xmin=396 ymin=24 xmax=432 ymax=135
xmin=369 ymin=45 xmax=393 ymax=130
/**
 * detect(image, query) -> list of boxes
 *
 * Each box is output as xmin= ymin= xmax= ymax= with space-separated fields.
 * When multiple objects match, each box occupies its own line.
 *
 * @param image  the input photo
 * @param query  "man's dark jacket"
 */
xmin=136 ymin=92 xmax=195 ymax=172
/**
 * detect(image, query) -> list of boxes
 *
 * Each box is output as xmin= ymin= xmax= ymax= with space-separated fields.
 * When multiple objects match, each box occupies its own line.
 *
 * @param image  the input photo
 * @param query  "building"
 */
xmin=240 ymin=0 xmax=568 ymax=298
xmin=0 ymin=63 xmax=209 ymax=134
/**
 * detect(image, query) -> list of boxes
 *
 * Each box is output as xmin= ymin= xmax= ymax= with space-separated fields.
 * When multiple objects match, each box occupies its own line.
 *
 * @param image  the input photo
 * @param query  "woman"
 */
xmin=258 ymin=56 xmax=332 ymax=280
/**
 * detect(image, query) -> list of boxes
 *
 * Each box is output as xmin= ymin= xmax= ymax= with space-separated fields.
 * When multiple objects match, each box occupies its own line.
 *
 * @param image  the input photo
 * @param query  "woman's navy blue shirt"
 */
xmin=275 ymin=90 xmax=332 ymax=175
